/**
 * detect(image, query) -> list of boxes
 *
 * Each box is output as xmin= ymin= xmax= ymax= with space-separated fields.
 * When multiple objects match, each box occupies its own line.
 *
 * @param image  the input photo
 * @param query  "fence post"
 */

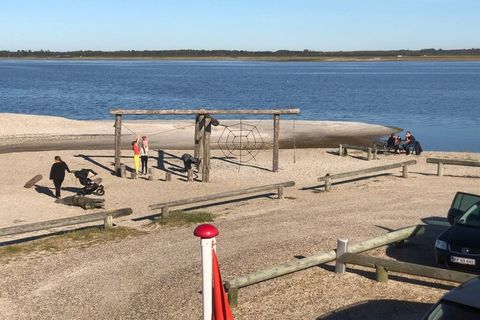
xmin=339 ymin=144 xmax=343 ymax=156
xmin=194 ymin=224 xmax=219 ymax=320
xmin=325 ymin=175 xmax=331 ymax=191
xmin=161 ymin=206 xmax=170 ymax=218
xmin=104 ymin=214 xmax=113 ymax=229
xmin=367 ymin=147 xmax=373 ymax=161
xmin=165 ymin=171 xmax=172 ymax=182
xmin=187 ymin=169 xmax=193 ymax=182
xmin=277 ymin=186 xmax=284 ymax=199
xmin=402 ymin=165 xmax=409 ymax=178
xmin=227 ymin=287 xmax=238 ymax=307
xmin=437 ymin=162 xmax=444 ymax=176
xmin=375 ymin=265 xmax=388 ymax=282
xmin=335 ymin=238 xmax=348 ymax=273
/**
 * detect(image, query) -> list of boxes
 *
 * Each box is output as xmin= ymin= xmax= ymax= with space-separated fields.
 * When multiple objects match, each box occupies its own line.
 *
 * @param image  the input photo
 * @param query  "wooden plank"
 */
xmin=24 ymin=174 xmax=43 ymax=188
xmin=110 ymin=108 xmax=300 ymax=115
xmin=225 ymin=225 xmax=424 ymax=290
xmin=426 ymin=158 xmax=480 ymax=167
xmin=318 ymin=160 xmax=417 ymax=181
xmin=339 ymin=252 xmax=476 ymax=284
xmin=0 ymin=208 xmax=133 ymax=237
xmin=273 ymin=114 xmax=280 ymax=172
xmin=149 ymin=181 xmax=295 ymax=210
xmin=114 ymin=114 xmax=122 ymax=170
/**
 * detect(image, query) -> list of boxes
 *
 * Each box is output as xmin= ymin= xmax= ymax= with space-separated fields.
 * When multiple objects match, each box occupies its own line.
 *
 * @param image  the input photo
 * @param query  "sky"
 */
xmin=1 ymin=0 xmax=479 ymax=52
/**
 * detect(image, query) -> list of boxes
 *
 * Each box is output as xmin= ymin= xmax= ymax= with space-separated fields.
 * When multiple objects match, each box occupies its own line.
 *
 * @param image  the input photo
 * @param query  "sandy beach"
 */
xmin=0 ymin=113 xmax=479 ymax=319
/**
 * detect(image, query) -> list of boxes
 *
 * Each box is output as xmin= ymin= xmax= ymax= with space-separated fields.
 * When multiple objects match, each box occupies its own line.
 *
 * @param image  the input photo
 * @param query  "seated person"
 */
xmin=181 ymin=153 xmax=200 ymax=172
xmin=386 ymin=133 xmax=400 ymax=154
xmin=401 ymin=131 xmax=416 ymax=155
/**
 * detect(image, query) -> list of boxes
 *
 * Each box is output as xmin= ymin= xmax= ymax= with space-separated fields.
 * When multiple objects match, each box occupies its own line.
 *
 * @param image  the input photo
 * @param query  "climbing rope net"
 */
xmin=216 ymin=120 xmax=269 ymax=164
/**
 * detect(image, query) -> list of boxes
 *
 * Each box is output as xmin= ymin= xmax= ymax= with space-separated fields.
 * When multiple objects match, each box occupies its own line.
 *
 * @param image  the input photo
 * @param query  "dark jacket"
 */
xmin=49 ymin=161 xmax=70 ymax=181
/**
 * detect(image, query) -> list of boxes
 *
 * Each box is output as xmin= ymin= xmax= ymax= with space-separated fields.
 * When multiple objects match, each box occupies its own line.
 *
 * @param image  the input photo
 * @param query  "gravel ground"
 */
xmin=0 ymin=148 xmax=479 ymax=319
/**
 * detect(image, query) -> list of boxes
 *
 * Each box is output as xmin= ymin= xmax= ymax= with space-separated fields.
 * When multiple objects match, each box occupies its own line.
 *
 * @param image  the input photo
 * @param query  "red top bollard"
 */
xmin=194 ymin=224 xmax=219 ymax=239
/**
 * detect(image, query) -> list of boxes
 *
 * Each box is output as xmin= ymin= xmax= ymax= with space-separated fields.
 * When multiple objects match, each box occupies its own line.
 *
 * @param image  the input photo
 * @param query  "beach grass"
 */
xmin=152 ymin=210 xmax=215 ymax=227
xmin=0 ymin=226 xmax=146 ymax=264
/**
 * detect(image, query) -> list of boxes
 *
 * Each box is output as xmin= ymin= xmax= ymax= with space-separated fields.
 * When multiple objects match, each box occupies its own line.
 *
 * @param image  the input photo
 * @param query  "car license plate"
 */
xmin=451 ymin=256 xmax=476 ymax=265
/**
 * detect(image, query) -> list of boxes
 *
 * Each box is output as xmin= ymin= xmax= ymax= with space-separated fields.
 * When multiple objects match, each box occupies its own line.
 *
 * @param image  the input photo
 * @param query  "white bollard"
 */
xmin=194 ymin=224 xmax=219 ymax=320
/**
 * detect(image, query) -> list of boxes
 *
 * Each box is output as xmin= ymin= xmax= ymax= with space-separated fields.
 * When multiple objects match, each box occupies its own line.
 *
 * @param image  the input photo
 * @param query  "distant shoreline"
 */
xmin=2 ymin=55 xmax=480 ymax=62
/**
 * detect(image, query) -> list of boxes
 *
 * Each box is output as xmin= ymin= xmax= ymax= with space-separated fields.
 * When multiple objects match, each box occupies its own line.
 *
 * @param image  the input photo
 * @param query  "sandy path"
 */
xmin=0 ymin=147 xmax=479 ymax=319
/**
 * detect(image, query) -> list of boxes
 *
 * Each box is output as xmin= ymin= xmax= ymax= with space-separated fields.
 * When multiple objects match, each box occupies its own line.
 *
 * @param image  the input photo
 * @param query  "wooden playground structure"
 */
xmin=110 ymin=108 xmax=300 ymax=182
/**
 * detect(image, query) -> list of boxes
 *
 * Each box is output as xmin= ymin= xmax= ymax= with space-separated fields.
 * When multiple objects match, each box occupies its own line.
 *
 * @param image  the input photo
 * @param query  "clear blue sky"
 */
xmin=1 ymin=0 xmax=479 ymax=51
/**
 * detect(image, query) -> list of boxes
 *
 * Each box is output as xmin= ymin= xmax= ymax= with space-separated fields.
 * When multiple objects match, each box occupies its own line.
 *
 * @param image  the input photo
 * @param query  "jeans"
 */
xmin=53 ymin=179 xmax=63 ymax=198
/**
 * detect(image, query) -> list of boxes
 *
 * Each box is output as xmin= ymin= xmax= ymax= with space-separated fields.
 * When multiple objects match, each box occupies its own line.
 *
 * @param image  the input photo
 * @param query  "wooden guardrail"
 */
xmin=317 ymin=160 xmax=417 ymax=191
xmin=224 ymin=225 xmax=425 ymax=307
xmin=339 ymin=144 xmax=379 ymax=161
xmin=0 ymin=208 xmax=133 ymax=238
xmin=148 ymin=181 xmax=295 ymax=218
xmin=336 ymin=252 xmax=476 ymax=283
xmin=426 ymin=158 xmax=480 ymax=176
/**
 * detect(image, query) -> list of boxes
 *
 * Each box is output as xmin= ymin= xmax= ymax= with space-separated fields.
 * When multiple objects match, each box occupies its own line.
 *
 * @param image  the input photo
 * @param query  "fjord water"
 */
xmin=0 ymin=59 xmax=479 ymax=151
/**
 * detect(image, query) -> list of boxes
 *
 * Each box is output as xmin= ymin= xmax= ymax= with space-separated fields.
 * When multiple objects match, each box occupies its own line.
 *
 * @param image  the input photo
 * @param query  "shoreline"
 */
xmin=2 ymin=56 xmax=480 ymax=62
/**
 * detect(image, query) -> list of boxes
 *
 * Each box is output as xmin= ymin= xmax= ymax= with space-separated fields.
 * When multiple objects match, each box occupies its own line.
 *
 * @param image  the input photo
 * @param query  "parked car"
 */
xmin=435 ymin=200 xmax=480 ymax=272
xmin=447 ymin=192 xmax=480 ymax=225
xmin=422 ymin=276 xmax=480 ymax=319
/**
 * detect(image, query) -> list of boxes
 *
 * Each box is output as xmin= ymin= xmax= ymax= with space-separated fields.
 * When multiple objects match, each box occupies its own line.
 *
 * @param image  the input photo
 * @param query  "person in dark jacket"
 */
xmin=49 ymin=156 xmax=71 ymax=198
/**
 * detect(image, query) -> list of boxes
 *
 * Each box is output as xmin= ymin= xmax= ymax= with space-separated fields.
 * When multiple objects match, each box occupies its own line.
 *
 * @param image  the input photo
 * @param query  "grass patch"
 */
xmin=152 ymin=210 xmax=215 ymax=227
xmin=0 ymin=226 xmax=145 ymax=264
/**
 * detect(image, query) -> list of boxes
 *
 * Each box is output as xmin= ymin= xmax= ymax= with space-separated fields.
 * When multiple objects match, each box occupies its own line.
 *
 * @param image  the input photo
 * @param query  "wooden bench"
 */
xmin=148 ymin=181 xmax=295 ymax=218
xmin=339 ymin=144 xmax=386 ymax=161
xmin=0 ymin=208 xmax=133 ymax=238
xmin=426 ymin=158 xmax=480 ymax=176
xmin=317 ymin=160 xmax=417 ymax=191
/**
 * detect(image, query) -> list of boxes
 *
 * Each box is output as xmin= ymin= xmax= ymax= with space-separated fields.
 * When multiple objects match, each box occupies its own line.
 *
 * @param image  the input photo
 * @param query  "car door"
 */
xmin=448 ymin=192 xmax=480 ymax=224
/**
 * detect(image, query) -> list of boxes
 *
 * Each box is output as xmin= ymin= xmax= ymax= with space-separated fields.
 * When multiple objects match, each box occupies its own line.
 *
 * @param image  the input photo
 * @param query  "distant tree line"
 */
xmin=0 ymin=48 xmax=479 ymax=58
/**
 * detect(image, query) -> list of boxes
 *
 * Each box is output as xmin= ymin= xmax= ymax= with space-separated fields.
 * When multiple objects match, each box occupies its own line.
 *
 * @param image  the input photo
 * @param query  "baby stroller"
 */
xmin=74 ymin=169 xmax=105 ymax=196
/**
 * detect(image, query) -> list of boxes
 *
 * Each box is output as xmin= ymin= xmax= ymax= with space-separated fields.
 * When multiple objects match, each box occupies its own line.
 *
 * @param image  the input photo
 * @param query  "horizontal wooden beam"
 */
xmin=0 ymin=208 xmax=133 ymax=237
xmin=110 ymin=108 xmax=300 ymax=115
xmin=426 ymin=158 xmax=480 ymax=167
xmin=149 ymin=181 xmax=295 ymax=211
xmin=225 ymin=225 xmax=424 ymax=290
xmin=339 ymin=252 xmax=476 ymax=283
xmin=318 ymin=160 xmax=417 ymax=181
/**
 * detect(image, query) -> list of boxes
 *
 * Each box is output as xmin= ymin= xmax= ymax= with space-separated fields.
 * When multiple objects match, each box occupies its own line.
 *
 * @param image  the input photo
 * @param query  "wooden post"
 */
xmin=277 ymin=186 xmax=284 ymax=199
xmin=367 ymin=148 xmax=373 ymax=161
xmin=114 ymin=114 xmax=123 ymax=175
xmin=375 ymin=265 xmax=388 ymax=282
xmin=373 ymin=147 xmax=378 ymax=160
xmin=335 ymin=238 xmax=348 ymax=273
xmin=161 ymin=206 xmax=170 ymax=218
xmin=130 ymin=171 xmax=137 ymax=179
xmin=119 ymin=164 xmax=126 ymax=178
xmin=437 ymin=162 xmax=444 ymax=176
xmin=273 ymin=114 xmax=280 ymax=172
xmin=325 ymin=175 xmax=331 ymax=191
xmin=402 ymin=165 xmax=409 ymax=178
xmin=187 ymin=169 xmax=193 ymax=182
xmin=227 ymin=287 xmax=238 ymax=308
xmin=104 ymin=214 xmax=113 ymax=229
xmin=165 ymin=171 xmax=172 ymax=182
xmin=148 ymin=168 xmax=154 ymax=181
xmin=196 ymin=114 xmax=205 ymax=170
xmin=339 ymin=144 xmax=343 ymax=156
xmin=202 ymin=116 xmax=212 ymax=182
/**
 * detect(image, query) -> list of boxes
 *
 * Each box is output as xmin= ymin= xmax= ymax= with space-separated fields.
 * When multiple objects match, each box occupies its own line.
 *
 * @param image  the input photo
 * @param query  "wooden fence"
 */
xmin=0 ymin=208 xmax=133 ymax=238
xmin=426 ymin=158 xmax=480 ymax=176
xmin=148 ymin=181 xmax=295 ymax=218
xmin=224 ymin=225 xmax=425 ymax=307
xmin=317 ymin=160 xmax=417 ymax=191
xmin=336 ymin=252 xmax=476 ymax=283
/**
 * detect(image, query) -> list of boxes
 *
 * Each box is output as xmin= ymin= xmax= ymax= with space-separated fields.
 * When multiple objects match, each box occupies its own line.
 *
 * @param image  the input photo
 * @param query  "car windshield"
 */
xmin=426 ymin=300 xmax=480 ymax=319
xmin=457 ymin=203 xmax=480 ymax=227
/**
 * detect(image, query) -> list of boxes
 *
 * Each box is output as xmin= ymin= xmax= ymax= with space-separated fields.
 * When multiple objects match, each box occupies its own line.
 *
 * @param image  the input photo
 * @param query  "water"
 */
xmin=0 ymin=59 xmax=479 ymax=151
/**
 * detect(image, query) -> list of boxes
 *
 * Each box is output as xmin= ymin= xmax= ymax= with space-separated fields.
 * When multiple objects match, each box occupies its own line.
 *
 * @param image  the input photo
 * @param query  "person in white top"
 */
xmin=140 ymin=135 xmax=149 ymax=175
